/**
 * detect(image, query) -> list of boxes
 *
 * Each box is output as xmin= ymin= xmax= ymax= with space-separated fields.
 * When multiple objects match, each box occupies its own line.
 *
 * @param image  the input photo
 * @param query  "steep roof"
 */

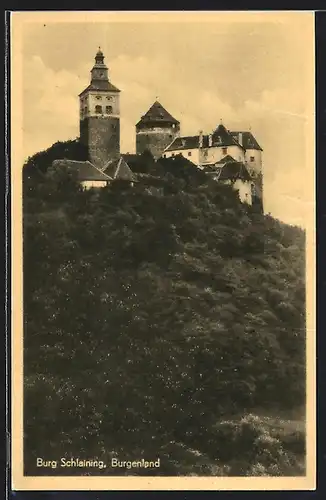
xmin=136 ymin=101 xmax=180 ymax=127
xmin=230 ymin=131 xmax=263 ymax=151
xmin=52 ymin=159 xmax=112 ymax=181
xmin=103 ymin=157 xmax=137 ymax=182
xmin=121 ymin=152 xmax=158 ymax=174
xmin=211 ymin=123 xmax=245 ymax=150
xmin=215 ymin=154 xmax=236 ymax=164
xmin=164 ymin=127 xmax=245 ymax=153
xmin=164 ymin=135 xmax=204 ymax=151
xmin=79 ymin=81 xmax=120 ymax=96
xmin=204 ymin=159 xmax=251 ymax=182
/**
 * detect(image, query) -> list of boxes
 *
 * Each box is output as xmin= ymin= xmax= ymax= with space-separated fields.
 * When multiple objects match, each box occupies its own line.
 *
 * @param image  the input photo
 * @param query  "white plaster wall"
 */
xmin=244 ymin=149 xmax=262 ymax=175
xmin=81 ymin=180 xmax=108 ymax=189
xmin=200 ymin=144 xmax=245 ymax=165
xmin=233 ymin=179 xmax=252 ymax=205
xmin=163 ymin=149 xmax=200 ymax=165
xmin=80 ymin=91 xmax=120 ymax=119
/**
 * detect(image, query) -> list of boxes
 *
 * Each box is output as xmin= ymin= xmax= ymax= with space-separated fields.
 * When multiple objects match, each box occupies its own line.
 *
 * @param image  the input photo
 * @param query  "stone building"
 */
xmin=162 ymin=122 xmax=263 ymax=208
xmin=136 ymin=101 xmax=180 ymax=160
xmin=79 ymin=48 xmax=121 ymax=169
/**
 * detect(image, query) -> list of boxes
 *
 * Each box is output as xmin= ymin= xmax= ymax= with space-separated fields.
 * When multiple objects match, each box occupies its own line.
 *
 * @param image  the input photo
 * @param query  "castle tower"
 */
xmin=136 ymin=101 xmax=180 ymax=160
xmin=230 ymin=130 xmax=264 ymax=210
xmin=79 ymin=48 xmax=120 ymax=169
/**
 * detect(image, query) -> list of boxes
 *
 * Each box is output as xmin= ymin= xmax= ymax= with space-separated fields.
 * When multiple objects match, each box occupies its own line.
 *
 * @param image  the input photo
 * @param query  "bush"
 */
xmin=22 ymin=141 xmax=306 ymax=476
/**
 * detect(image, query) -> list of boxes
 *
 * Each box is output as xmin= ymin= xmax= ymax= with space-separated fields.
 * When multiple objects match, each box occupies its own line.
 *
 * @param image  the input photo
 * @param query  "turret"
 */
xmin=136 ymin=101 xmax=180 ymax=160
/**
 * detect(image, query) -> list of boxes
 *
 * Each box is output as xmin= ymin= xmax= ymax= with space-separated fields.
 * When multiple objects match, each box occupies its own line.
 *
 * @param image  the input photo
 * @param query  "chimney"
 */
xmin=238 ymin=132 xmax=243 ymax=147
xmin=208 ymin=134 xmax=213 ymax=147
xmin=199 ymin=130 xmax=203 ymax=148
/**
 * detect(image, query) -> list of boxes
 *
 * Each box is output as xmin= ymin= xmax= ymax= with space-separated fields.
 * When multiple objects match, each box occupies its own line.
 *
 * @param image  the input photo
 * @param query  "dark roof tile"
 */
xmin=103 ymin=157 xmax=137 ymax=181
xmin=211 ymin=124 xmax=245 ymax=149
xmin=52 ymin=159 xmax=112 ymax=181
xmin=230 ymin=131 xmax=263 ymax=151
xmin=79 ymin=81 xmax=120 ymax=96
xmin=136 ymin=101 xmax=179 ymax=127
xmin=164 ymin=126 xmax=245 ymax=152
xmin=205 ymin=160 xmax=252 ymax=182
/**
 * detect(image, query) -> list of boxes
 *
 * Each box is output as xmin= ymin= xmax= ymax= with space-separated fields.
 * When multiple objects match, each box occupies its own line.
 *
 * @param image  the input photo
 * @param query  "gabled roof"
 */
xmin=164 ymin=135 xmax=203 ymax=152
xmin=211 ymin=124 xmax=245 ymax=150
xmin=230 ymin=131 xmax=263 ymax=151
xmin=121 ymin=152 xmax=158 ymax=174
xmin=79 ymin=81 xmax=120 ymax=96
xmin=52 ymin=159 xmax=112 ymax=181
xmin=215 ymin=154 xmax=236 ymax=164
xmin=136 ymin=101 xmax=180 ymax=127
xmin=103 ymin=157 xmax=137 ymax=182
xmin=204 ymin=159 xmax=251 ymax=182
xmin=164 ymin=128 xmax=245 ymax=153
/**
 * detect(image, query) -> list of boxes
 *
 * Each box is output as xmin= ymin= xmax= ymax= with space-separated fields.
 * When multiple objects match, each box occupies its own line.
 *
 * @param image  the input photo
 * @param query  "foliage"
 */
xmin=22 ymin=141 xmax=306 ymax=476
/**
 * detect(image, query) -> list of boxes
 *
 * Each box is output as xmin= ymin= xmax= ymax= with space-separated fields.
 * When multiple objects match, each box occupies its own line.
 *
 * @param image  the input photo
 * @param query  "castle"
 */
xmin=53 ymin=49 xmax=263 ymax=208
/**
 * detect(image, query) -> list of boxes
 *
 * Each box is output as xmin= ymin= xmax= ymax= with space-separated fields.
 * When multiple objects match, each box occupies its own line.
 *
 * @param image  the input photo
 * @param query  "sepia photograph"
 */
xmin=10 ymin=10 xmax=315 ymax=490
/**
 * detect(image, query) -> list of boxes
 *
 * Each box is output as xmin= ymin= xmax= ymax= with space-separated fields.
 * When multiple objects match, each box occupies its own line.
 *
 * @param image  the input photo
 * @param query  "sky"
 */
xmin=15 ymin=11 xmax=315 ymax=227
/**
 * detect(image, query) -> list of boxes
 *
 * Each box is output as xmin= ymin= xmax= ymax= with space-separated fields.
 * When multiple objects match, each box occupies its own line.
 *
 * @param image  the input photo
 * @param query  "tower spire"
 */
xmin=95 ymin=46 xmax=105 ymax=66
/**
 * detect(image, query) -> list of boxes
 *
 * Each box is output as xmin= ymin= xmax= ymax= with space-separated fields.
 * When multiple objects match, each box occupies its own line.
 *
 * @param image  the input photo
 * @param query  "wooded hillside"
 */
xmin=23 ymin=141 xmax=306 ymax=476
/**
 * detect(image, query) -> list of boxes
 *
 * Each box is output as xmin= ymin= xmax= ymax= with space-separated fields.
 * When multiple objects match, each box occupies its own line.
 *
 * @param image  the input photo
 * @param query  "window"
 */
xmin=172 ymin=153 xmax=175 ymax=157
xmin=222 ymin=147 xmax=228 ymax=155
xmin=96 ymin=95 xmax=102 ymax=100
xmin=95 ymin=105 xmax=102 ymax=114
xmin=106 ymin=106 xmax=113 ymax=114
xmin=250 ymin=156 xmax=255 ymax=162
xmin=84 ymin=106 xmax=87 ymax=114
xmin=107 ymin=96 xmax=112 ymax=101
xmin=188 ymin=151 xmax=192 ymax=157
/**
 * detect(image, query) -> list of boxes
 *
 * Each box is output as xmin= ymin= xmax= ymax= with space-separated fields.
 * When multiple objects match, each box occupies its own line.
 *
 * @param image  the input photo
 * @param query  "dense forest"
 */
xmin=23 ymin=140 xmax=306 ymax=476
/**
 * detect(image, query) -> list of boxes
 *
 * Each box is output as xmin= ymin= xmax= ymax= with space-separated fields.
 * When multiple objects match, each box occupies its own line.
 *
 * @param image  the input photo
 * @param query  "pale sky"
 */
xmin=16 ymin=11 xmax=315 ymax=227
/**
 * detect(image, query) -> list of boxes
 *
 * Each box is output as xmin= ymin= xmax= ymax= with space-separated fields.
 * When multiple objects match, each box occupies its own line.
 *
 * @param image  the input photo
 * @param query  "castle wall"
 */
xmin=80 ymin=116 xmax=120 ymax=169
xmin=163 ymin=148 xmax=200 ymax=166
xmin=233 ymin=179 xmax=252 ymax=205
xmin=200 ymin=144 xmax=245 ymax=165
xmin=244 ymin=149 xmax=262 ymax=176
xmin=136 ymin=127 xmax=179 ymax=159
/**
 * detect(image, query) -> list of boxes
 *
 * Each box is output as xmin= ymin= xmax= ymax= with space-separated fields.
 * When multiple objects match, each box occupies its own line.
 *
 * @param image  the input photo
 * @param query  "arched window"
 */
xmin=95 ymin=105 xmax=102 ymax=114
xmin=106 ymin=106 xmax=113 ymax=114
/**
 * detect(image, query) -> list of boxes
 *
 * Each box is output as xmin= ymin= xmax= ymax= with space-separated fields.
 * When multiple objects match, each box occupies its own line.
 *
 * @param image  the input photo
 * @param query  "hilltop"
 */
xmin=23 ymin=140 xmax=306 ymax=476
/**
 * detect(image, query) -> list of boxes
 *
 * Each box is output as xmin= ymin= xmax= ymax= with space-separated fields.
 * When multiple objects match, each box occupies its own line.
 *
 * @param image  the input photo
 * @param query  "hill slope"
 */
xmin=22 ymin=141 xmax=306 ymax=476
